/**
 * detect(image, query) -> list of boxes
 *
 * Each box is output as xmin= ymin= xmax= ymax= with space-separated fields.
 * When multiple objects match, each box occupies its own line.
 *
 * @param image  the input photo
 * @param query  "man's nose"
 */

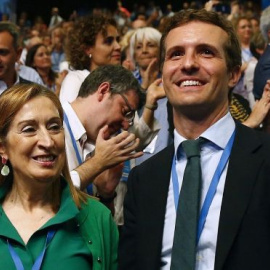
xmin=122 ymin=119 xmax=131 ymax=130
xmin=181 ymin=53 xmax=199 ymax=72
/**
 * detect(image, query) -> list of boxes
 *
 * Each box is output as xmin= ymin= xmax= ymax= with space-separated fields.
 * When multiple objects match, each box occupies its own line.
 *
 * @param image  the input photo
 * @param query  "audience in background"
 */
xmin=0 ymin=21 xmax=33 ymax=94
xmin=49 ymin=27 xmax=66 ymax=72
xmin=25 ymin=43 xmax=67 ymax=95
xmin=253 ymin=5 xmax=270 ymax=100
xmin=59 ymin=15 xmax=121 ymax=103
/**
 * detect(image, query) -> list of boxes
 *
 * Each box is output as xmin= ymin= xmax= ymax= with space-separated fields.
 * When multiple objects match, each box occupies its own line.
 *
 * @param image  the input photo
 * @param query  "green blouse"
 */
xmin=0 ymin=179 xmax=118 ymax=270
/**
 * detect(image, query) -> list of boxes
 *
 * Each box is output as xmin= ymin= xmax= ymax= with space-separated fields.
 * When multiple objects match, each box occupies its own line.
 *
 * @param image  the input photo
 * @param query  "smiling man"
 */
xmin=0 ymin=22 xmax=43 ymax=94
xmin=62 ymin=65 xmax=144 ymax=205
xmin=0 ymin=22 xmax=23 ymax=93
xmin=119 ymin=9 xmax=270 ymax=270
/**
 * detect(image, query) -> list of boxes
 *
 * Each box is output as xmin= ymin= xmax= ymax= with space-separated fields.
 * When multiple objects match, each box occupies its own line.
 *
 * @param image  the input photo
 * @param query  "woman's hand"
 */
xmin=243 ymin=80 xmax=270 ymax=128
xmin=141 ymin=58 xmax=159 ymax=89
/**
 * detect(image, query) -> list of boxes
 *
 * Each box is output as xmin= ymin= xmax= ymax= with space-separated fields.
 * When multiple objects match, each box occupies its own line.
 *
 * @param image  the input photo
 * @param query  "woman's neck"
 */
xmin=241 ymin=39 xmax=250 ymax=49
xmin=36 ymin=68 xmax=52 ymax=85
xmin=2 ymin=179 xmax=58 ymax=244
xmin=4 ymin=179 xmax=55 ymax=212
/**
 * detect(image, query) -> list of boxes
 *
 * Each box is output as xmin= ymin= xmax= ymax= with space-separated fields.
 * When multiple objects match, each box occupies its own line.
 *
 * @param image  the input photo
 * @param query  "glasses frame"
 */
xmin=118 ymin=93 xmax=136 ymax=126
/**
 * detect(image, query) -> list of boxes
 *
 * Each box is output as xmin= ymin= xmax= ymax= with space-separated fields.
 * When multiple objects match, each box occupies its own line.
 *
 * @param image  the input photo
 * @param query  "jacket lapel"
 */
xmin=214 ymin=124 xmax=264 ymax=270
xmin=138 ymin=144 xmax=175 ymax=268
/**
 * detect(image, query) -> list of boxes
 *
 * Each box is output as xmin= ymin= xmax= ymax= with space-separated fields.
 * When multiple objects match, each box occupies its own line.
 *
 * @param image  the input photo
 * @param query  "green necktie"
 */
xmin=170 ymin=138 xmax=203 ymax=270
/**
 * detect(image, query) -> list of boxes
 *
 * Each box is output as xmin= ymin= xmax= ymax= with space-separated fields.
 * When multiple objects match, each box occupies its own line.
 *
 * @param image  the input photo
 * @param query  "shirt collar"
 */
xmin=0 ymin=177 xmax=79 ymax=243
xmin=62 ymin=102 xmax=87 ymax=143
xmin=174 ymin=112 xmax=235 ymax=157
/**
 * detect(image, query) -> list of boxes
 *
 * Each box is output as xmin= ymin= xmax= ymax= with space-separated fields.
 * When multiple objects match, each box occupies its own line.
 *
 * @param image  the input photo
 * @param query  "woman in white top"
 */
xmin=59 ymin=15 xmax=121 ymax=103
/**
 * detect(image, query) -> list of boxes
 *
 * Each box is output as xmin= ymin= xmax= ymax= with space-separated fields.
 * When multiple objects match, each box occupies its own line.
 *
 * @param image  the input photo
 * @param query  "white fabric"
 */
xmin=59 ymin=69 xmax=90 ymax=103
xmin=243 ymin=57 xmax=257 ymax=108
xmin=49 ymin=15 xmax=63 ymax=28
xmin=17 ymin=64 xmax=44 ymax=85
xmin=129 ymin=112 xmax=160 ymax=151
xmin=62 ymin=102 xmax=95 ymax=186
xmin=161 ymin=112 xmax=235 ymax=270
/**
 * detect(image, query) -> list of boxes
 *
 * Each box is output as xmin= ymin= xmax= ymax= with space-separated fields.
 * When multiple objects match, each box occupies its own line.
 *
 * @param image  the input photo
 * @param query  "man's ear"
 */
xmin=96 ymin=82 xmax=111 ymax=102
xmin=228 ymin=65 xmax=242 ymax=89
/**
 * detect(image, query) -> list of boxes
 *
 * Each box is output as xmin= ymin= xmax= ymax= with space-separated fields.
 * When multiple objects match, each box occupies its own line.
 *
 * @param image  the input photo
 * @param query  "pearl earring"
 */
xmin=89 ymin=54 xmax=92 ymax=59
xmin=1 ymin=157 xmax=10 ymax=176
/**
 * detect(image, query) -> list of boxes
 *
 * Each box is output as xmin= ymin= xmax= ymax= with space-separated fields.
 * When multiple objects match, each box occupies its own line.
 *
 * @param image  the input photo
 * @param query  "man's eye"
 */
xmin=170 ymin=51 xmax=183 ymax=59
xmin=0 ymin=49 xmax=9 ymax=56
xmin=201 ymin=49 xmax=214 ymax=56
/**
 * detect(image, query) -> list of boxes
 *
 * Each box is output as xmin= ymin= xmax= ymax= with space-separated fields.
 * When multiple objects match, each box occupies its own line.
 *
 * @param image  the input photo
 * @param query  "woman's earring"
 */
xmin=1 ymin=157 xmax=10 ymax=176
xmin=89 ymin=54 xmax=92 ymax=59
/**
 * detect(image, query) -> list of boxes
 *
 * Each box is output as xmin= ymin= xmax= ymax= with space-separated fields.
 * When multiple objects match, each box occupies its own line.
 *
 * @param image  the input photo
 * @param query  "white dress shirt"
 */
xmin=161 ymin=112 xmax=235 ymax=270
xmin=62 ymin=102 xmax=95 ymax=188
xmin=17 ymin=64 xmax=44 ymax=85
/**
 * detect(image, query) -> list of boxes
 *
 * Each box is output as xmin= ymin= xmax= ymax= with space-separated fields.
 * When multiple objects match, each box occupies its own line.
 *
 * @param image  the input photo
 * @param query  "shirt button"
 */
xmin=97 ymin=257 xmax=102 ymax=263
xmin=88 ymin=240 xmax=92 ymax=244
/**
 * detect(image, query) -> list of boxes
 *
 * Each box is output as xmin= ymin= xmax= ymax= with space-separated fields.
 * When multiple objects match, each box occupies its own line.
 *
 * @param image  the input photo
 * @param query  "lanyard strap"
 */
xmin=64 ymin=112 xmax=82 ymax=165
xmin=64 ymin=112 xmax=93 ymax=195
xmin=172 ymin=130 xmax=235 ymax=244
xmin=7 ymin=230 xmax=56 ymax=270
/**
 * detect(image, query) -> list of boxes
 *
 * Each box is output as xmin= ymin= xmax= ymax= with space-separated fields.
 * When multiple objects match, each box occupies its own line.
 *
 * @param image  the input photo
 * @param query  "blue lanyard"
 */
xmin=64 ymin=112 xmax=93 ymax=195
xmin=172 ymin=130 xmax=235 ymax=244
xmin=64 ymin=112 xmax=83 ymax=165
xmin=7 ymin=230 xmax=56 ymax=270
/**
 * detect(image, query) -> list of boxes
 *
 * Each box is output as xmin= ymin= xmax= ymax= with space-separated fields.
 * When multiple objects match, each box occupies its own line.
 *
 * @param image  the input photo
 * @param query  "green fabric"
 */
xmin=0 ymin=179 xmax=118 ymax=270
xmin=77 ymin=197 xmax=119 ymax=270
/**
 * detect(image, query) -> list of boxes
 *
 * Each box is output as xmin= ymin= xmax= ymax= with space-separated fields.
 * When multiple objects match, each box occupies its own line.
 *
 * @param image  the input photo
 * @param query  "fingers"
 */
xmin=95 ymin=128 xmax=143 ymax=168
xmin=116 ymin=132 xmax=138 ymax=150
xmin=112 ymin=130 xmax=132 ymax=143
xmin=110 ymin=132 xmax=142 ymax=156
xmin=97 ymin=125 xmax=110 ymax=140
xmin=263 ymin=80 xmax=270 ymax=99
xmin=146 ymin=58 xmax=158 ymax=73
xmin=152 ymin=78 xmax=162 ymax=86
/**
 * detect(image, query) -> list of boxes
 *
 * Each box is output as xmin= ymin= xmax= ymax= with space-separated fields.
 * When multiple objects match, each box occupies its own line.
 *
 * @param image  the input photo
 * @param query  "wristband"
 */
xmin=145 ymin=103 xmax=158 ymax=111
xmin=96 ymin=192 xmax=117 ymax=203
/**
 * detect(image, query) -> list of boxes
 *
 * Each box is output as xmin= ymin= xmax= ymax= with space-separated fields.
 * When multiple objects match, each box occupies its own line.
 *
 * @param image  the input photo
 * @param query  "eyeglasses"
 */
xmin=118 ymin=93 xmax=136 ymax=126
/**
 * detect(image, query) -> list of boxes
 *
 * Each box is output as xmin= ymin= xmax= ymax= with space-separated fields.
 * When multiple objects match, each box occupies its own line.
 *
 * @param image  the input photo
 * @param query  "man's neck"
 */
xmin=4 ymin=70 xmax=17 ymax=88
xmin=71 ymin=98 xmax=96 ymax=144
xmin=173 ymin=104 xmax=228 ymax=139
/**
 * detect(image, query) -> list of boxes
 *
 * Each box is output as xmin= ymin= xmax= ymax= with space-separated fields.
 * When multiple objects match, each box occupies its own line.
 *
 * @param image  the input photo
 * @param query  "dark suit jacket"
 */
xmin=19 ymin=76 xmax=32 ymax=84
xmin=253 ymin=44 xmax=270 ymax=100
xmin=119 ymin=123 xmax=270 ymax=270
